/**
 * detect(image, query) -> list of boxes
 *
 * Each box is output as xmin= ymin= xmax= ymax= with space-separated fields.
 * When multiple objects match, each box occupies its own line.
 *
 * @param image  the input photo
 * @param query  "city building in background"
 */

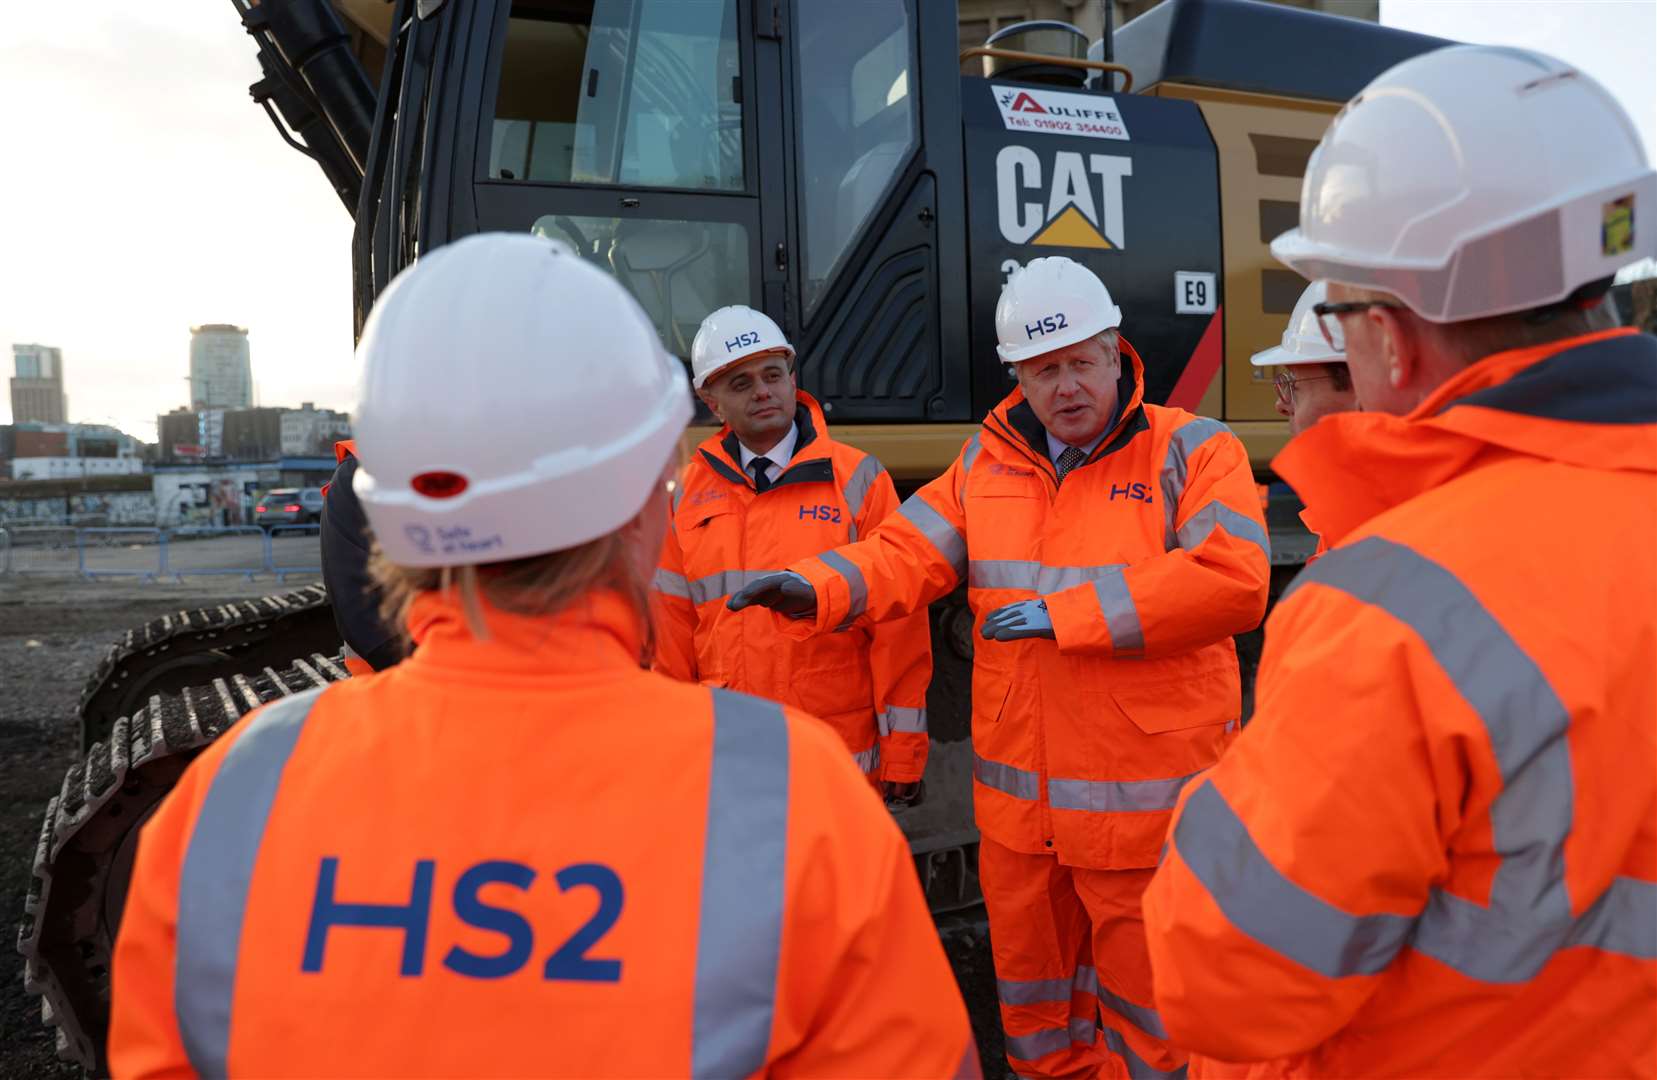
xmin=280 ymin=402 xmax=351 ymax=455
xmin=188 ymin=324 xmax=253 ymax=410
xmin=10 ymin=344 xmax=68 ymax=424
xmin=10 ymin=456 xmax=145 ymax=481
xmin=223 ymin=407 xmax=287 ymax=460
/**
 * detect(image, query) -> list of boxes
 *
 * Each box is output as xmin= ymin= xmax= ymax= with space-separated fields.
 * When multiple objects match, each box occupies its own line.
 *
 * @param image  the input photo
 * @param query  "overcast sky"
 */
xmin=0 ymin=2 xmax=1652 ymax=441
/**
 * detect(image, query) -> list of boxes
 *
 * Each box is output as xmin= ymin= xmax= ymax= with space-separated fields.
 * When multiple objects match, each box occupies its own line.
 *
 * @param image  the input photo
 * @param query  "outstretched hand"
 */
xmin=727 ymin=571 xmax=818 ymax=619
xmin=980 ymin=599 xmax=1055 ymax=642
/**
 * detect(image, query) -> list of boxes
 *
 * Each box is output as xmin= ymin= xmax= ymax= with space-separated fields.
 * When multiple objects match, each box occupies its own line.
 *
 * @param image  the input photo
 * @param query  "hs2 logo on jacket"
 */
xmin=996 ymin=146 xmax=1132 ymax=250
xmin=799 ymin=504 xmax=842 ymax=523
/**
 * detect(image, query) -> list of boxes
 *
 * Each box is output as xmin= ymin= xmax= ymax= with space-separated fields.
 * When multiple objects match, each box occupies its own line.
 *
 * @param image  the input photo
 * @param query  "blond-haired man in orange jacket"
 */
xmin=653 ymin=305 xmax=932 ymax=800
xmin=733 ymin=256 xmax=1270 ymax=1079
xmin=1143 ymin=45 xmax=1657 ymax=1078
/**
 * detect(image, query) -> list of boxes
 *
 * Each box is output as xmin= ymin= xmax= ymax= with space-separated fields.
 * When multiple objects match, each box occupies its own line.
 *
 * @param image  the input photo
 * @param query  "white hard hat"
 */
xmin=995 ymin=256 xmax=1123 ymax=363
xmin=1251 ymin=280 xmax=1346 ymax=367
xmin=690 ymin=305 xmax=795 ymax=389
xmin=1272 ymin=45 xmax=1657 ymax=323
xmin=352 ymin=233 xmax=692 ymax=568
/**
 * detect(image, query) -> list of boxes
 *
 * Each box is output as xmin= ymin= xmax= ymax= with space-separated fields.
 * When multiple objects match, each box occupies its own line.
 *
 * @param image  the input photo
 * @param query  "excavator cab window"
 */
xmin=793 ymin=1 xmax=916 ymax=315
xmin=488 ymin=0 xmax=743 ymax=191
xmin=531 ymin=212 xmax=749 ymax=360
xmin=478 ymin=0 xmax=754 ymax=362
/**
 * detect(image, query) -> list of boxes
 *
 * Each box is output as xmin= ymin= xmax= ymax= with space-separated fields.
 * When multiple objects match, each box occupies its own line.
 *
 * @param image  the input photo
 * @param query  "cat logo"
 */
xmin=996 ymin=145 xmax=1133 ymax=250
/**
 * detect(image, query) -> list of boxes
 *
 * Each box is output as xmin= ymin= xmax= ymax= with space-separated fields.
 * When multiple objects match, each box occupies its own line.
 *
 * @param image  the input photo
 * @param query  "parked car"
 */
xmin=254 ymin=487 xmax=324 ymax=527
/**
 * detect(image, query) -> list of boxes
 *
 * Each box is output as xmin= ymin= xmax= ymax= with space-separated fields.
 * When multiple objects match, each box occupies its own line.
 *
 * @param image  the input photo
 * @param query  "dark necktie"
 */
xmin=750 ymin=456 xmax=775 ymax=493
xmin=1055 ymin=445 xmax=1087 ymax=483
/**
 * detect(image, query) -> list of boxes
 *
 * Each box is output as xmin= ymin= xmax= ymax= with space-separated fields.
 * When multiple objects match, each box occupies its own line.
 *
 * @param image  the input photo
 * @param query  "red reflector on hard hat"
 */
xmin=411 ymin=471 xmax=469 ymax=499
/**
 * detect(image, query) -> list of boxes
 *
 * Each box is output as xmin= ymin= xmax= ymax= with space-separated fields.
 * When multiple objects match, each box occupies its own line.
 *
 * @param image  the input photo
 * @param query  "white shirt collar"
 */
xmin=738 ymin=420 xmax=798 ymax=481
xmin=1046 ymin=428 xmax=1106 ymax=464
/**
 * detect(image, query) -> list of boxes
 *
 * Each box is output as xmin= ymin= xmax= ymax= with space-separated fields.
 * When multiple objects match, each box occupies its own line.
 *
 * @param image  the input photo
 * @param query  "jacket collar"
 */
xmin=403 ymin=587 xmax=646 ymax=681
xmin=1275 ymin=328 xmax=1657 ymax=549
xmin=697 ymin=390 xmax=836 ymax=493
xmin=984 ymin=336 xmax=1150 ymax=482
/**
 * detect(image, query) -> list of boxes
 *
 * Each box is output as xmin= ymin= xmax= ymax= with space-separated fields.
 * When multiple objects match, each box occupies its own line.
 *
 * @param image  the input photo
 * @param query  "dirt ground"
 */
xmin=0 ymin=575 xmax=322 ymax=1078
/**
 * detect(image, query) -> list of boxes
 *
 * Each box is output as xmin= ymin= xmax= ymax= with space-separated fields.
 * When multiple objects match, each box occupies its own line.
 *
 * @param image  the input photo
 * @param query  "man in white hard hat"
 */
xmin=651 ymin=305 xmax=932 ymax=803
xmin=1143 ymin=45 xmax=1657 ymax=1076
xmin=730 ymin=256 xmax=1270 ymax=1079
xmin=1253 ymin=280 xmax=1355 ymax=439
xmin=1252 ymin=279 xmax=1357 ymax=560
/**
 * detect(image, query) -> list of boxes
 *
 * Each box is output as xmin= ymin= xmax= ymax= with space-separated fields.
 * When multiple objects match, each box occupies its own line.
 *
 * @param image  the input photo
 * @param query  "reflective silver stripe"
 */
xmin=176 ymin=687 xmax=325 ymax=1076
xmin=1174 ymin=779 xmax=1415 ymax=977
xmin=693 ymin=689 xmax=789 ymax=1077
xmin=688 ymin=569 xmax=778 ymax=605
xmin=897 ymin=496 xmax=968 ymax=582
xmin=1159 ymin=417 xmax=1227 ymax=549
xmin=1102 ymin=1026 xmax=1187 ymax=1080
xmin=818 ymin=550 xmax=868 ymax=629
xmin=969 ymin=559 xmax=1126 ymax=594
xmin=1288 ymin=537 xmax=1589 ymax=982
xmin=1074 ymin=965 xmax=1167 ymax=1039
xmin=341 ymin=641 xmax=362 ymax=662
xmin=842 ymin=454 xmax=885 ymax=523
xmin=853 ymin=744 xmax=881 ymax=775
xmin=997 ymin=972 xmax=1073 ymax=1006
xmin=1006 ymin=1018 xmax=1096 ymax=1063
xmin=1091 ymin=570 xmax=1144 ymax=652
xmin=1176 ymin=500 xmax=1272 ymax=561
xmin=878 ymin=705 xmax=928 ymax=736
xmin=1568 ymin=876 xmax=1657 ymax=958
xmin=672 ymin=481 xmax=688 ymax=513
xmin=1049 ymin=771 xmax=1200 ymax=815
xmin=973 ymin=752 xmax=1040 ymax=801
xmin=653 ymin=568 xmax=692 ymax=600
xmin=958 ymin=433 xmax=983 ymax=503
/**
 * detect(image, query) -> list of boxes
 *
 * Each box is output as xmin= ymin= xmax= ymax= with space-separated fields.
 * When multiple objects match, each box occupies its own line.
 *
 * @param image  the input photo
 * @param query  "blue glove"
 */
xmin=980 ymin=598 xmax=1055 ymax=641
xmin=727 ymin=571 xmax=817 ymax=619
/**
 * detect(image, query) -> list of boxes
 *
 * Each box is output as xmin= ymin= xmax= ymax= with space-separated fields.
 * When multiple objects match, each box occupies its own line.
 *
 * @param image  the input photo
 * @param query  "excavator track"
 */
xmin=76 ymin=584 xmax=340 ymax=753
xmin=19 ymin=653 xmax=352 ymax=1074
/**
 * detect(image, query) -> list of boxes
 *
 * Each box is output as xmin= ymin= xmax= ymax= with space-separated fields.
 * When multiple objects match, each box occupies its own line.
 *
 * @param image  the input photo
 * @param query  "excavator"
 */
xmin=19 ymin=0 xmax=1452 ymax=1069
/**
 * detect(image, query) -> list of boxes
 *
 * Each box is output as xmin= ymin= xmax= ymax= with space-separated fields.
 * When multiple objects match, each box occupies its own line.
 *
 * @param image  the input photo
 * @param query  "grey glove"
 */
xmin=727 ymin=571 xmax=817 ymax=619
xmin=980 ymin=598 xmax=1055 ymax=641
xmin=883 ymin=780 xmax=924 ymax=810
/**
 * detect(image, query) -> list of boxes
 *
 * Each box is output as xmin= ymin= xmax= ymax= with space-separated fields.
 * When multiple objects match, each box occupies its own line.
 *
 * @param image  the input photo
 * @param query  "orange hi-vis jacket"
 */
xmin=1143 ymin=328 xmax=1657 ymax=1077
xmin=783 ymin=342 xmax=1270 ymax=868
xmin=653 ymin=391 xmax=932 ymax=783
xmin=110 ymin=590 xmax=976 ymax=1078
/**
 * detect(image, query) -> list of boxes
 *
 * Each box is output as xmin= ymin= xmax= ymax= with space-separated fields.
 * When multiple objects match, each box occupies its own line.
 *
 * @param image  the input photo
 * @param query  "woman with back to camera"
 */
xmin=109 ymin=233 xmax=977 ymax=1079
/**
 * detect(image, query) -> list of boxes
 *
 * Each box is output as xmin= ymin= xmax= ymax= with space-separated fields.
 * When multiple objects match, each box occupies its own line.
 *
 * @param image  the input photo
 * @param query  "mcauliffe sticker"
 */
xmin=992 ymin=84 xmax=1130 ymax=142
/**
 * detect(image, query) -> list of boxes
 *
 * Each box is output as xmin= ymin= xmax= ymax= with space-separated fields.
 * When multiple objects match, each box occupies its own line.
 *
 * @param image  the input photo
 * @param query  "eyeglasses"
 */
xmin=1273 ymin=369 xmax=1342 ymax=409
xmin=1311 ymin=300 xmax=1402 ymax=350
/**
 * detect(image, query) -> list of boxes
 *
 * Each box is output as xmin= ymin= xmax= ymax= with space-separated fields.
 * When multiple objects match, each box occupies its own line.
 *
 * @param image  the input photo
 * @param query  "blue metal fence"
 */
xmin=0 ymin=526 xmax=322 ymax=582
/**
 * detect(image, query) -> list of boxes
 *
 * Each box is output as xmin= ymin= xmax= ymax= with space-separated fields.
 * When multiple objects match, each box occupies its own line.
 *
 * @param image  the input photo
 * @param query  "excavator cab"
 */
xmin=347 ymin=0 xmax=971 ymax=444
xmin=258 ymin=0 xmax=1447 ymax=474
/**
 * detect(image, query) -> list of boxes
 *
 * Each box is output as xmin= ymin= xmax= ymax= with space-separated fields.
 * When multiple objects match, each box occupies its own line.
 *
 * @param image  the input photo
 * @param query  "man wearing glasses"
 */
xmin=1252 ymin=280 xmax=1355 ymax=438
xmin=1253 ymin=279 xmax=1355 ymax=560
xmin=1142 ymin=44 xmax=1656 ymax=1077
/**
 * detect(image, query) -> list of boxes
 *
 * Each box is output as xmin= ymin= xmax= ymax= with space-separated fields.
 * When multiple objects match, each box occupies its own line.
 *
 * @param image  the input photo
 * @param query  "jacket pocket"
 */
xmin=1110 ymin=663 xmax=1238 ymax=735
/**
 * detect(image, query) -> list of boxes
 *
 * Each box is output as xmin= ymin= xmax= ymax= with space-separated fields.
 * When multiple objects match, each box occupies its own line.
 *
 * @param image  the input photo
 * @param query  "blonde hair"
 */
xmin=370 ymin=529 xmax=656 ymax=662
